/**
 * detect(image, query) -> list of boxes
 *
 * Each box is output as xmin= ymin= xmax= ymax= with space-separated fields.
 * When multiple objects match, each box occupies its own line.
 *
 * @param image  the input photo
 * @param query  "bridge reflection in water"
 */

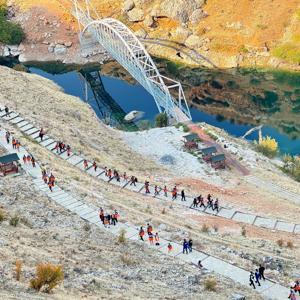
xmin=79 ymin=67 xmax=138 ymax=131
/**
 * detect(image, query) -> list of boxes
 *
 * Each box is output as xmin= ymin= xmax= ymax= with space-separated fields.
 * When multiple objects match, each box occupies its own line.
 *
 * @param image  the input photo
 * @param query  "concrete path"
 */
xmin=0 ymin=107 xmax=299 ymax=235
xmin=0 ymin=129 xmax=294 ymax=300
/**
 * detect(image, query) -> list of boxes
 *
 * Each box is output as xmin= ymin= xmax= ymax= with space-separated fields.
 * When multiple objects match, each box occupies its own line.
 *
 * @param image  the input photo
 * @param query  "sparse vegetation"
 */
xmin=0 ymin=2 xmax=25 ymax=44
xmin=201 ymin=224 xmax=209 ymax=233
xmin=175 ymin=122 xmax=190 ymax=132
xmin=0 ymin=209 xmax=6 ymax=223
xmin=241 ymin=226 xmax=246 ymax=237
xmin=30 ymin=263 xmax=64 ymax=293
xmin=155 ymin=112 xmax=168 ymax=128
xmin=120 ymin=253 xmax=137 ymax=266
xmin=256 ymin=135 xmax=278 ymax=158
xmin=161 ymin=207 xmax=166 ymax=214
xmin=272 ymin=43 xmax=300 ymax=64
xmin=213 ymin=224 xmax=219 ymax=232
xmin=277 ymin=239 xmax=284 ymax=247
xmin=204 ymin=129 xmax=218 ymax=141
xmin=204 ymin=277 xmax=217 ymax=292
xmin=15 ymin=260 xmax=22 ymax=281
xmin=281 ymin=154 xmax=300 ymax=182
xmin=83 ymin=223 xmax=91 ymax=232
xmin=118 ymin=229 xmax=126 ymax=244
xmin=287 ymin=241 xmax=294 ymax=249
xmin=9 ymin=215 xmax=19 ymax=227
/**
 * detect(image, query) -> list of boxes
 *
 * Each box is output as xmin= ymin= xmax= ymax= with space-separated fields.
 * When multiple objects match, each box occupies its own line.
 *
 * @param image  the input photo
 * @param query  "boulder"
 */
xmin=123 ymin=0 xmax=135 ymax=12
xmin=184 ymin=34 xmax=204 ymax=48
xmin=64 ymin=41 xmax=73 ymax=47
xmin=231 ymin=294 xmax=246 ymax=300
xmin=127 ymin=8 xmax=144 ymax=22
xmin=54 ymin=44 xmax=67 ymax=55
xmin=160 ymin=0 xmax=204 ymax=23
xmin=171 ymin=26 xmax=191 ymax=43
xmin=189 ymin=9 xmax=208 ymax=24
xmin=143 ymin=15 xmax=154 ymax=27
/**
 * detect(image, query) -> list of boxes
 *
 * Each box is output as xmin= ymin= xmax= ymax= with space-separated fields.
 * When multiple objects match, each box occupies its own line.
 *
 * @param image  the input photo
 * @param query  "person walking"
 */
xmin=192 ymin=198 xmax=198 ymax=208
xmin=93 ymin=161 xmax=97 ymax=172
xmin=181 ymin=190 xmax=186 ymax=201
xmin=188 ymin=239 xmax=193 ymax=253
xmin=154 ymin=232 xmax=160 ymax=246
xmin=163 ymin=185 xmax=167 ymax=197
xmin=99 ymin=208 xmax=104 ymax=225
xmin=255 ymin=269 xmax=261 ymax=286
xmin=139 ymin=227 xmax=145 ymax=241
xmin=249 ymin=271 xmax=256 ymax=289
xmin=83 ymin=159 xmax=88 ymax=169
xmin=258 ymin=264 xmax=265 ymax=281
xmin=39 ymin=128 xmax=45 ymax=141
xmin=154 ymin=185 xmax=159 ymax=196
xmin=66 ymin=145 xmax=71 ymax=156
xmin=198 ymin=260 xmax=203 ymax=269
xmin=172 ymin=188 xmax=177 ymax=200
xmin=145 ymin=181 xmax=150 ymax=194
xmin=183 ymin=239 xmax=189 ymax=254
xmin=167 ymin=243 xmax=173 ymax=253
xmin=213 ymin=198 xmax=219 ymax=212
xmin=148 ymin=232 xmax=154 ymax=245
xmin=147 ymin=223 xmax=153 ymax=235
xmin=31 ymin=156 xmax=36 ymax=168
xmin=288 ymin=288 xmax=297 ymax=300
xmin=22 ymin=155 xmax=27 ymax=164
xmin=5 ymin=131 xmax=10 ymax=144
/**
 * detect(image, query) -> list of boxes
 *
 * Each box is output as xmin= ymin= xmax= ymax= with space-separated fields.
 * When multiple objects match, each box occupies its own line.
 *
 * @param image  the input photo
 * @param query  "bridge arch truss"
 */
xmin=72 ymin=1 xmax=192 ymax=122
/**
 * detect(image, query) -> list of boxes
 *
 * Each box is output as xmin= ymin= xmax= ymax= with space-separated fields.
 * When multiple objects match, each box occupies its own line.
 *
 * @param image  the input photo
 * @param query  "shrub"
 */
xmin=204 ymin=277 xmax=217 ymax=291
xmin=137 ymin=120 xmax=153 ymax=131
xmin=256 ymin=136 xmax=278 ymax=158
xmin=213 ymin=224 xmax=219 ymax=232
xmin=282 ymin=155 xmax=300 ymax=182
xmin=13 ymin=64 xmax=28 ymax=72
xmin=161 ymin=207 xmax=166 ymax=214
xmin=9 ymin=215 xmax=19 ymax=227
xmin=118 ymin=229 xmax=126 ymax=244
xmin=201 ymin=224 xmax=209 ymax=233
xmin=277 ymin=239 xmax=284 ymax=247
xmin=15 ymin=260 xmax=22 ymax=281
xmin=0 ymin=5 xmax=25 ymax=44
xmin=120 ymin=253 xmax=136 ymax=266
xmin=0 ymin=209 xmax=6 ymax=223
xmin=241 ymin=226 xmax=246 ymax=237
xmin=287 ymin=241 xmax=294 ymax=249
xmin=30 ymin=263 xmax=64 ymax=293
xmin=83 ymin=223 xmax=91 ymax=232
xmin=155 ymin=112 xmax=168 ymax=128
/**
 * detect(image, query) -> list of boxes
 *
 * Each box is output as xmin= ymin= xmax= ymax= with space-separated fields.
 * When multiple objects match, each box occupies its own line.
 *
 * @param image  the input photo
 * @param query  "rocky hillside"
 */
xmin=3 ymin=0 xmax=300 ymax=70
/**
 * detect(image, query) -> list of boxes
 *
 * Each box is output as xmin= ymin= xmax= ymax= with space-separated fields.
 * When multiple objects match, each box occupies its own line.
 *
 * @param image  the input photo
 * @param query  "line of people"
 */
xmin=41 ymin=168 xmax=56 ymax=192
xmin=191 ymin=194 xmax=219 ymax=212
xmin=99 ymin=207 xmax=120 ymax=227
xmin=249 ymin=265 xmax=266 ymax=289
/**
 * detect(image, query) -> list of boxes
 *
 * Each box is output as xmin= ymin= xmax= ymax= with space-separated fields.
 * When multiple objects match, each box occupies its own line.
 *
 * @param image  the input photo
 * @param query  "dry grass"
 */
xmin=15 ymin=260 xmax=22 ymax=281
xmin=117 ymin=228 xmax=126 ymax=244
xmin=204 ymin=277 xmax=217 ymax=292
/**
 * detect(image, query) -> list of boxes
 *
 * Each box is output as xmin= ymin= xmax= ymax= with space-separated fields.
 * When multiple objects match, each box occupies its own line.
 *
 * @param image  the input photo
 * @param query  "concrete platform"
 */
xmin=216 ymin=208 xmax=236 ymax=219
xmin=25 ymin=127 xmax=39 ymax=136
xmin=46 ymin=142 xmax=57 ymax=151
xmin=124 ymin=181 xmax=144 ymax=193
xmin=66 ymin=154 xmax=84 ymax=166
xmin=30 ymin=131 xmax=41 ymax=139
xmin=109 ymin=177 xmax=128 ymax=188
xmin=10 ymin=116 xmax=24 ymax=124
xmin=275 ymin=221 xmax=295 ymax=233
xmin=16 ymin=120 xmax=29 ymax=128
xmin=176 ymin=250 xmax=209 ymax=264
xmin=3 ymin=112 xmax=18 ymax=121
xmin=40 ymin=138 xmax=55 ymax=147
xmin=87 ymin=167 xmax=104 ymax=177
xmin=77 ymin=160 xmax=91 ymax=171
xmin=59 ymin=151 xmax=73 ymax=160
xmin=232 ymin=212 xmax=256 ymax=224
xmin=78 ymin=207 xmax=95 ymax=217
xmin=20 ymin=124 xmax=34 ymax=132
xmin=254 ymin=217 xmax=276 ymax=229
xmin=294 ymin=224 xmax=300 ymax=234
xmin=61 ymin=198 xmax=80 ymax=207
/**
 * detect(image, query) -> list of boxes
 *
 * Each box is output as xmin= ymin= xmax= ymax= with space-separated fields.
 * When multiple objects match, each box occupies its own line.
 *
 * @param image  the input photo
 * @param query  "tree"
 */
xmin=256 ymin=135 xmax=278 ymax=158
xmin=155 ymin=112 xmax=168 ymax=128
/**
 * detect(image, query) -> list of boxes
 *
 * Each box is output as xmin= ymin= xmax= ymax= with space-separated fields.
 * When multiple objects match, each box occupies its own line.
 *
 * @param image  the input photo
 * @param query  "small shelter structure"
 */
xmin=0 ymin=153 xmax=20 ymax=176
xmin=211 ymin=154 xmax=226 ymax=169
xmin=201 ymin=146 xmax=217 ymax=161
xmin=183 ymin=133 xmax=199 ymax=142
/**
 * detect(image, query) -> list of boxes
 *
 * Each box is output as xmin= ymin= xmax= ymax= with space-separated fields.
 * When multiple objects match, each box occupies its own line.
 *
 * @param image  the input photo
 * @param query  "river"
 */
xmin=2 ymin=59 xmax=300 ymax=155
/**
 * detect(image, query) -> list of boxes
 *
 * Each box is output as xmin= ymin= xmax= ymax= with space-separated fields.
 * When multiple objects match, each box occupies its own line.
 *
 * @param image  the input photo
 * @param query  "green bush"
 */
xmin=0 ymin=209 xmax=6 ymax=223
xmin=155 ymin=113 xmax=168 ymax=128
xmin=282 ymin=154 xmax=300 ymax=182
xmin=204 ymin=277 xmax=217 ymax=291
xmin=9 ymin=216 xmax=19 ymax=227
xmin=0 ymin=4 xmax=25 ymax=45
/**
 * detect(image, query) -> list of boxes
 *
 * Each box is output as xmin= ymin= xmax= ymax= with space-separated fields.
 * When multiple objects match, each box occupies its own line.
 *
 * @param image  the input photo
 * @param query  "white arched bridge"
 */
xmin=71 ymin=0 xmax=192 ymax=123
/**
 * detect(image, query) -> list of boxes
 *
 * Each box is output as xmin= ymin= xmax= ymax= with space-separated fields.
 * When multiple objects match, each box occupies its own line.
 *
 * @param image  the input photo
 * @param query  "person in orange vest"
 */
xmin=148 ymin=232 xmax=154 ymax=245
xmin=144 ymin=181 xmax=150 ymax=194
xmin=92 ymin=161 xmax=97 ymax=172
xmin=107 ymin=169 xmax=112 ymax=179
xmin=154 ymin=232 xmax=160 ymax=246
xmin=172 ymin=188 xmax=177 ymax=200
xmin=167 ymin=243 xmax=173 ymax=253
xmin=99 ymin=208 xmax=104 ymax=225
xmin=16 ymin=140 xmax=20 ymax=152
xmin=26 ymin=155 xmax=31 ymax=163
xmin=12 ymin=138 xmax=16 ymax=149
xmin=83 ymin=159 xmax=88 ymax=169
xmin=139 ymin=226 xmax=145 ymax=241
xmin=48 ymin=178 xmax=54 ymax=192
xmin=163 ymin=185 xmax=168 ymax=197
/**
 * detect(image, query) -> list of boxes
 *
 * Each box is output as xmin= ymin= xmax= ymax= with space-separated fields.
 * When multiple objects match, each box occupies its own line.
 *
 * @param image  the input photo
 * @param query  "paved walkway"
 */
xmin=0 ymin=107 xmax=299 ymax=235
xmin=0 ymin=129 xmax=294 ymax=300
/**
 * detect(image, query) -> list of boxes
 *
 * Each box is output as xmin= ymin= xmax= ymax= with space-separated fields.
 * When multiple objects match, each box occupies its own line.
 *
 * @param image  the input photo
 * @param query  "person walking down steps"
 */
xmin=183 ymin=239 xmax=189 ymax=254
xmin=249 ymin=271 xmax=256 ymax=289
